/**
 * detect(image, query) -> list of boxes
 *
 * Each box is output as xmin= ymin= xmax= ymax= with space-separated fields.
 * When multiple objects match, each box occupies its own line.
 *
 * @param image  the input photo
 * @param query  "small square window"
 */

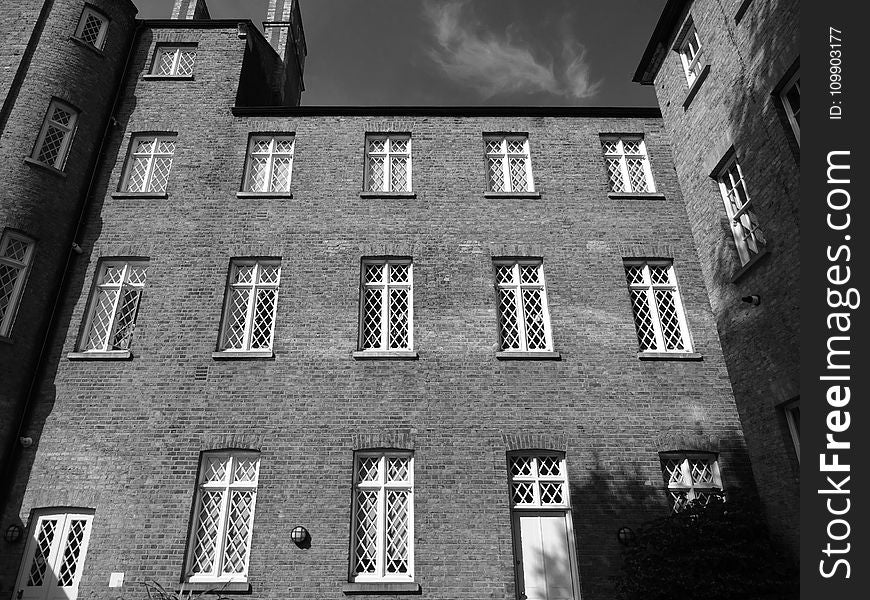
xmin=32 ymin=99 xmax=78 ymax=171
xmin=219 ymin=260 xmax=281 ymax=353
xmin=350 ymin=451 xmax=414 ymax=582
xmin=660 ymin=453 xmax=723 ymax=513
xmin=185 ymin=451 xmax=260 ymax=582
xmin=494 ymin=260 xmax=553 ymax=352
xmin=74 ymin=6 xmax=109 ymax=50
xmin=79 ymin=260 xmax=148 ymax=352
xmin=624 ymin=260 xmax=692 ymax=354
xmin=365 ymin=135 xmax=411 ymax=192
xmin=243 ymin=136 xmax=295 ymax=193
xmin=0 ymin=230 xmax=36 ymax=338
xmin=485 ymin=136 xmax=534 ymax=192
xmin=122 ymin=135 xmax=177 ymax=193
xmin=151 ymin=45 xmax=197 ymax=77
xmin=715 ymin=154 xmax=766 ymax=266
xmin=358 ymin=259 xmax=413 ymax=352
xmin=780 ymin=71 xmax=800 ymax=145
xmin=601 ymin=136 xmax=656 ymax=193
xmin=676 ymin=19 xmax=704 ymax=85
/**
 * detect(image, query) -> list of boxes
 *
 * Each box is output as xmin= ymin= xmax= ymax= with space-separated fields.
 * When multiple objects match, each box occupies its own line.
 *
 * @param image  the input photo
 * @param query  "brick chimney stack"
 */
xmin=171 ymin=0 xmax=210 ymax=19
xmin=264 ymin=0 xmax=307 ymax=105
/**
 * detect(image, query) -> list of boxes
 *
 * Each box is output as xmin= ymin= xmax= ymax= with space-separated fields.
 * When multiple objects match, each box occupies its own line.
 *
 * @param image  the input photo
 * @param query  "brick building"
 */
xmin=0 ymin=1 xmax=793 ymax=600
xmin=634 ymin=0 xmax=800 ymax=559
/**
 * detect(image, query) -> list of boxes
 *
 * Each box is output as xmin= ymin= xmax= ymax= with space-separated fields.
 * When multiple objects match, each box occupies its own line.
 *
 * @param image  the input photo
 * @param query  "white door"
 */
xmin=513 ymin=512 xmax=579 ymax=600
xmin=15 ymin=512 xmax=94 ymax=600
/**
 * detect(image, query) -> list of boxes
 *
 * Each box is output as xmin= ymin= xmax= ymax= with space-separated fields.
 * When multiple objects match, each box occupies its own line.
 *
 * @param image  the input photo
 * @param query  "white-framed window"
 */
xmin=508 ymin=453 xmax=581 ymax=600
xmin=151 ymin=45 xmax=197 ymax=77
xmin=186 ymin=451 xmax=260 ymax=583
xmin=494 ymin=260 xmax=553 ymax=352
xmin=32 ymin=99 xmax=78 ymax=170
xmin=601 ymin=137 xmax=656 ymax=193
xmin=80 ymin=260 xmax=148 ymax=352
xmin=74 ymin=6 xmax=109 ymax=50
xmin=14 ymin=510 xmax=94 ymax=600
xmin=676 ymin=19 xmax=704 ymax=85
xmin=219 ymin=260 xmax=281 ymax=352
xmin=350 ymin=451 xmax=414 ymax=582
xmin=624 ymin=260 xmax=692 ymax=353
xmin=243 ymin=135 xmax=295 ymax=193
xmin=780 ymin=71 xmax=800 ymax=144
xmin=783 ymin=399 xmax=800 ymax=462
xmin=0 ymin=231 xmax=35 ymax=338
xmin=660 ymin=453 xmax=723 ymax=513
xmin=365 ymin=135 xmax=411 ymax=192
xmin=715 ymin=155 xmax=766 ymax=265
xmin=122 ymin=135 xmax=176 ymax=193
xmin=485 ymin=136 xmax=534 ymax=193
xmin=359 ymin=259 xmax=413 ymax=352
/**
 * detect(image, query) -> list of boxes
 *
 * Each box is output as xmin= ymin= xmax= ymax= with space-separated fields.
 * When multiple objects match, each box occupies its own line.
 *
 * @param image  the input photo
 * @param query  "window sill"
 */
xmin=178 ymin=582 xmax=251 ymax=594
xmin=496 ymin=351 xmax=561 ymax=361
xmin=143 ymin=74 xmax=195 ymax=81
xmin=607 ymin=192 xmax=666 ymax=200
xmin=730 ymin=247 xmax=770 ymax=283
xmin=735 ymin=0 xmax=754 ymax=23
xmin=69 ymin=35 xmax=105 ymax=57
xmin=682 ymin=64 xmax=711 ymax=109
xmin=637 ymin=352 xmax=703 ymax=361
xmin=342 ymin=582 xmax=421 ymax=595
xmin=212 ymin=350 xmax=274 ymax=360
xmin=236 ymin=191 xmax=293 ymax=199
xmin=23 ymin=157 xmax=67 ymax=177
xmin=352 ymin=350 xmax=419 ymax=360
xmin=111 ymin=191 xmax=169 ymax=199
xmin=359 ymin=191 xmax=417 ymax=199
xmin=67 ymin=350 xmax=133 ymax=360
xmin=484 ymin=191 xmax=541 ymax=199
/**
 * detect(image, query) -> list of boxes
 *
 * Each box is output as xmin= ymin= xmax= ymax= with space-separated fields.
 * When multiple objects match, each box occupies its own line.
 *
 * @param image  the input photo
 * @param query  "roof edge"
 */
xmin=231 ymin=106 xmax=663 ymax=118
xmin=633 ymin=0 xmax=690 ymax=84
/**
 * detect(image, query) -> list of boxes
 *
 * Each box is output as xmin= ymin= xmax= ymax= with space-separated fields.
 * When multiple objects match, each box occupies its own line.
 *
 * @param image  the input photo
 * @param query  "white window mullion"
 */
xmin=502 ymin=146 xmax=512 ymax=192
xmin=103 ymin=264 xmax=129 ymax=349
xmin=643 ymin=274 xmax=666 ymax=351
xmin=514 ymin=267 xmax=527 ymax=350
xmin=376 ymin=462 xmax=386 ymax=577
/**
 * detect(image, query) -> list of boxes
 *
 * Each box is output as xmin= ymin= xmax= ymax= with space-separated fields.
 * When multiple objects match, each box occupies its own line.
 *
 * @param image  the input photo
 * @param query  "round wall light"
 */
xmin=290 ymin=526 xmax=310 ymax=547
xmin=617 ymin=526 xmax=636 ymax=547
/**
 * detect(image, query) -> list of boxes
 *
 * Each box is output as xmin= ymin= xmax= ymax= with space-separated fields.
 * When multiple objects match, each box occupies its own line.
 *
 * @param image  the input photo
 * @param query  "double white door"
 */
xmin=15 ymin=512 xmax=94 ymax=600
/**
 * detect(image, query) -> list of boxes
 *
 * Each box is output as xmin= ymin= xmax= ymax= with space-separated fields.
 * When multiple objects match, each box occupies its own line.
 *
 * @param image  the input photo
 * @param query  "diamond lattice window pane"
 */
xmin=509 ymin=158 xmax=528 ymax=191
xmin=250 ymin=289 xmax=277 ymax=350
xmin=522 ymin=289 xmax=548 ymax=350
xmin=485 ymin=140 xmax=502 ymax=154
xmin=270 ymin=157 xmax=292 ymax=192
xmin=158 ymin=140 xmax=176 ymax=154
xmin=0 ymin=265 xmax=22 ymax=322
xmin=629 ymin=290 xmax=656 ymax=351
xmin=362 ymin=288 xmax=382 ymax=349
xmin=388 ymin=288 xmax=409 ymax=350
xmin=602 ymin=141 xmax=619 ymax=155
xmin=488 ymin=157 xmax=506 ymax=191
xmin=79 ymin=14 xmax=103 ymax=46
xmin=253 ymin=139 xmax=271 ymax=153
xmin=85 ymin=288 xmax=119 ymax=350
xmin=127 ymin=266 xmax=148 ymax=286
xmin=389 ymin=264 xmax=409 ymax=283
xmin=222 ymin=491 xmax=254 ymax=574
xmin=496 ymin=265 xmax=515 ymax=285
xmin=663 ymin=459 xmax=684 ymax=485
xmin=234 ymin=265 xmax=254 ymax=285
xmin=387 ymin=457 xmax=410 ymax=482
xmin=624 ymin=265 xmax=645 ymax=286
xmin=369 ymin=157 xmax=385 ymax=191
xmin=157 ymin=51 xmax=175 ymax=75
xmin=110 ymin=288 xmax=141 ymax=350
xmin=126 ymin=159 xmax=148 ymax=192
xmin=512 ymin=482 xmax=535 ymax=505
xmin=648 ymin=266 xmax=670 ymax=285
xmin=353 ymin=490 xmax=378 ymax=574
xmin=385 ymin=491 xmax=410 ymax=574
xmin=191 ymin=490 xmax=222 ymax=574
xmin=623 ymin=140 xmax=641 ymax=155
xmin=258 ymin=264 xmax=280 ymax=285
xmin=103 ymin=265 xmax=124 ymax=285
xmin=248 ymin=157 xmax=268 ymax=192
xmin=390 ymin=138 xmax=408 ymax=153
xmin=233 ymin=457 xmax=259 ymax=483
xmin=519 ymin=265 xmax=539 ymax=284
xmin=654 ymin=289 xmax=685 ymax=350
xmin=51 ymin=107 xmax=73 ymax=126
xmin=506 ymin=139 xmax=526 ymax=154
xmin=690 ymin=459 xmax=714 ymax=484
xmin=57 ymin=519 xmax=87 ymax=587
xmin=136 ymin=139 xmax=154 ymax=154
xmin=368 ymin=139 xmax=385 ymax=153
xmin=37 ymin=125 xmax=66 ymax=165
xmin=498 ymin=288 xmax=520 ymax=349
xmin=149 ymin=157 xmax=173 ymax=193
xmin=364 ymin=264 xmax=383 ymax=284
xmin=275 ymin=139 xmax=294 ymax=153
xmin=626 ymin=159 xmax=648 ymax=192
xmin=390 ymin=157 xmax=409 ymax=191
xmin=204 ymin=455 xmax=229 ymax=483
xmin=539 ymin=481 xmax=564 ymax=505
xmin=177 ymin=51 xmax=196 ymax=76
xmin=357 ymin=456 xmax=380 ymax=483
xmin=222 ymin=288 xmax=250 ymax=350
xmin=510 ymin=456 xmax=533 ymax=477
xmin=27 ymin=519 xmax=57 ymax=587
xmin=669 ymin=491 xmax=689 ymax=513
xmin=537 ymin=456 xmax=561 ymax=477
xmin=3 ymin=238 xmax=29 ymax=263
xmin=606 ymin=158 xmax=624 ymax=192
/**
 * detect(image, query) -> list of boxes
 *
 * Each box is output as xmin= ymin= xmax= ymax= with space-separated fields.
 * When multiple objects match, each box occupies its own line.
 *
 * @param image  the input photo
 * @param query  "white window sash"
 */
xmin=220 ymin=261 xmax=281 ymax=351
xmin=717 ymin=158 xmax=764 ymax=265
xmin=75 ymin=7 xmax=109 ymax=49
xmin=626 ymin=261 xmax=692 ymax=353
xmin=603 ymin=138 xmax=655 ymax=193
xmin=485 ymin=137 xmax=533 ymax=192
xmin=365 ymin=136 xmax=412 ymax=192
xmin=495 ymin=262 xmax=553 ymax=352
xmin=124 ymin=136 xmax=175 ymax=193
xmin=244 ymin=136 xmax=295 ymax=192
xmin=359 ymin=260 xmax=413 ymax=351
xmin=33 ymin=100 xmax=78 ymax=170
xmin=80 ymin=261 xmax=147 ymax=352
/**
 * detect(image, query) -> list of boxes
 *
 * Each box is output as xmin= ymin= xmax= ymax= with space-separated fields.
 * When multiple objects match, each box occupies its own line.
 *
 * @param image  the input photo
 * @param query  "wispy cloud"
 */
xmin=422 ymin=0 xmax=600 ymax=101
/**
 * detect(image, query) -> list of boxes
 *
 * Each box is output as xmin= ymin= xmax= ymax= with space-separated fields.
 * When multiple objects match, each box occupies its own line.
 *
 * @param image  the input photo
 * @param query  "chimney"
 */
xmin=171 ymin=0 xmax=211 ymax=20
xmin=264 ymin=0 xmax=307 ymax=105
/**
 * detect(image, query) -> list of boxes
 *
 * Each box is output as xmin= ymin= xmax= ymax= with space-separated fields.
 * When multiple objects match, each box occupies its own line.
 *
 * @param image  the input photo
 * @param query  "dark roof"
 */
xmin=231 ymin=106 xmax=662 ymax=118
xmin=633 ymin=0 xmax=690 ymax=84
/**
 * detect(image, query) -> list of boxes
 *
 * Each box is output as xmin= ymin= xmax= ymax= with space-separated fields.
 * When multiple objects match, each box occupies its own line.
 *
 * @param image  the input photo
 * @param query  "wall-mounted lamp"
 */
xmin=617 ymin=526 xmax=636 ymax=547
xmin=19 ymin=437 xmax=33 ymax=448
xmin=5 ymin=525 xmax=22 ymax=544
xmin=290 ymin=526 xmax=310 ymax=547
xmin=741 ymin=294 xmax=761 ymax=306
xmin=71 ymin=242 xmax=83 ymax=255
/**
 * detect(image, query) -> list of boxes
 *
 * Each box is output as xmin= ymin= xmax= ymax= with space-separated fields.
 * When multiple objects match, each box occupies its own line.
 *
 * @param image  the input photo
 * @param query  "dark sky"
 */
xmin=133 ymin=0 xmax=666 ymax=107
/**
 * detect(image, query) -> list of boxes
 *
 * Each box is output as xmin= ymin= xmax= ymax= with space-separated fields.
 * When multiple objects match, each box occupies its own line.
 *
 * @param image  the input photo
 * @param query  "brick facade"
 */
xmin=634 ymin=0 xmax=800 ymax=559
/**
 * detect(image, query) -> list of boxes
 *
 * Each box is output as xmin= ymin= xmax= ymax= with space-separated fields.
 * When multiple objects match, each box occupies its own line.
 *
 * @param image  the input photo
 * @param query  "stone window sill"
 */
xmin=112 ymin=191 xmax=169 ymax=199
xmin=352 ymin=350 xmax=419 ymax=360
xmin=69 ymin=35 xmax=105 ymax=57
xmin=68 ymin=350 xmax=132 ymax=360
xmin=178 ymin=582 xmax=251 ymax=594
xmin=637 ymin=352 xmax=703 ymax=361
xmin=143 ymin=74 xmax=195 ymax=81
xmin=496 ymin=351 xmax=561 ymax=361
xmin=341 ymin=582 xmax=421 ymax=595
xmin=682 ymin=64 xmax=711 ymax=109
xmin=730 ymin=247 xmax=770 ymax=283
xmin=607 ymin=192 xmax=666 ymax=200
xmin=236 ymin=191 xmax=293 ymax=199
xmin=359 ymin=191 xmax=416 ymax=199
xmin=24 ymin=157 xmax=67 ymax=178
xmin=484 ymin=191 xmax=541 ymax=199
xmin=212 ymin=350 xmax=274 ymax=360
